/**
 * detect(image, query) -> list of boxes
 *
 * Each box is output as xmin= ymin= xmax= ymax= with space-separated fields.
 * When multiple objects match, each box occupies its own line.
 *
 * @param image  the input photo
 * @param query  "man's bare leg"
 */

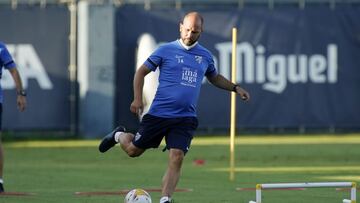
xmin=116 ymin=132 xmax=144 ymax=157
xmin=160 ymin=148 xmax=184 ymax=203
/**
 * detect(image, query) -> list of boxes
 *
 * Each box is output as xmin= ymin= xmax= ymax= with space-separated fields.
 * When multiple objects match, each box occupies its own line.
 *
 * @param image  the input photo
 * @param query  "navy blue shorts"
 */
xmin=132 ymin=114 xmax=198 ymax=154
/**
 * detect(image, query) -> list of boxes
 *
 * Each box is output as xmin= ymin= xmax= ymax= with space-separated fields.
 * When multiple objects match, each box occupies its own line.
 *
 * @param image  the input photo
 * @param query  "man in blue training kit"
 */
xmin=99 ymin=12 xmax=250 ymax=203
xmin=0 ymin=42 xmax=27 ymax=192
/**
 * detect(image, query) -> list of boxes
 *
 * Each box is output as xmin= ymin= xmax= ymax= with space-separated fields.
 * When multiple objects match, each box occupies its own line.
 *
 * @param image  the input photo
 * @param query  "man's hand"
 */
xmin=17 ymin=95 xmax=26 ymax=112
xmin=130 ymin=99 xmax=143 ymax=116
xmin=234 ymin=85 xmax=250 ymax=101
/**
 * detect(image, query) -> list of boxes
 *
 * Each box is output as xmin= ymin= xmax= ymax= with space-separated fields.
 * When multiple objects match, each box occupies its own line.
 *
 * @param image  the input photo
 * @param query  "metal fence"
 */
xmin=1 ymin=0 xmax=360 ymax=8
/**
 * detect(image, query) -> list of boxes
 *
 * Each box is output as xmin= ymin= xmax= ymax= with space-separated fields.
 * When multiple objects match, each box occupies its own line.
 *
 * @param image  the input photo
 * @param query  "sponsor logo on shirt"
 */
xmin=181 ymin=67 xmax=197 ymax=87
xmin=135 ymin=132 xmax=142 ymax=141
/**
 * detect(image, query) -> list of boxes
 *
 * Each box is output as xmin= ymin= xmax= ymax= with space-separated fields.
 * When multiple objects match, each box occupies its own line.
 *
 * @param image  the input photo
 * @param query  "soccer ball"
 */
xmin=124 ymin=189 xmax=152 ymax=203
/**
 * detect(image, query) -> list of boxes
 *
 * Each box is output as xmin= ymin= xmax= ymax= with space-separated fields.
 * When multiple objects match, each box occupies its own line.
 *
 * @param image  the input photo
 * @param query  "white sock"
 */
xmin=114 ymin=131 xmax=124 ymax=143
xmin=160 ymin=196 xmax=171 ymax=203
xmin=0 ymin=179 xmax=3 ymax=184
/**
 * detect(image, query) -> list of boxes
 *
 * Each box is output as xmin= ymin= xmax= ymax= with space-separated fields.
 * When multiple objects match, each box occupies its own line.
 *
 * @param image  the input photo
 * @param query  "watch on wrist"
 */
xmin=17 ymin=90 xmax=27 ymax=96
xmin=232 ymin=84 xmax=239 ymax=92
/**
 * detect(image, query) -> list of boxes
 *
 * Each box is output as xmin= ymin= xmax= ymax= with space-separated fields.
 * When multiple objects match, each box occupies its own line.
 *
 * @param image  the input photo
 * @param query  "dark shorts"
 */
xmin=132 ymin=114 xmax=198 ymax=154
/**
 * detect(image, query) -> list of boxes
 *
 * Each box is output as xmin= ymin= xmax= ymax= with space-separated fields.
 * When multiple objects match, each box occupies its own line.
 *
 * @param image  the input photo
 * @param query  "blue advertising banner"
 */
xmin=115 ymin=5 xmax=360 ymax=130
xmin=0 ymin=6 xmax=70 ymax=130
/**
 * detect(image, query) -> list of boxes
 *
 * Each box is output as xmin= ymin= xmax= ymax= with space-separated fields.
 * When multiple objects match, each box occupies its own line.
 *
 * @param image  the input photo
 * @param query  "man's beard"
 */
xmin=182 ymin=37 xmax=198 ymax=46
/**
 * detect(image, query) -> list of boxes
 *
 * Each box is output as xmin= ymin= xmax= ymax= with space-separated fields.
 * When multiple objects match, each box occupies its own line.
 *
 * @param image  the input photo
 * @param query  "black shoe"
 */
xmin=0 ymin=182 xmax=4 ymax=193
xmin=98 ymin=126 xmax=126 ymax=153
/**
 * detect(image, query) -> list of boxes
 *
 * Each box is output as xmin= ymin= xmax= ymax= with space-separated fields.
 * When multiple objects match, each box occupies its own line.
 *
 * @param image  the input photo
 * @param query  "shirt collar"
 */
xmin=178 ymin=39 xmax=198 ymax=50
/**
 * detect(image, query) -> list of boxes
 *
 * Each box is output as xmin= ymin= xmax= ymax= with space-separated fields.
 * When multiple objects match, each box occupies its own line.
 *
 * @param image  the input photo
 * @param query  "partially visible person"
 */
xmin=0 ymin=42 xmax=27 ymax=192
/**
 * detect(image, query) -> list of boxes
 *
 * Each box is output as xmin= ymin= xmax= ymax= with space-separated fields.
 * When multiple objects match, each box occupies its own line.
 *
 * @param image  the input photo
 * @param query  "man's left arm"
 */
xmin=8 ymin=68 xmax=27 ymax=112
xmin=207 ymin=74 xmax=250 ymax=101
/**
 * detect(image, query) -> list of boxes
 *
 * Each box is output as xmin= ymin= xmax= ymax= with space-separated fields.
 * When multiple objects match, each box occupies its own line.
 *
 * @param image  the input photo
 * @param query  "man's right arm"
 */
xmin=130 ymin=65 xmax=152 ymax=115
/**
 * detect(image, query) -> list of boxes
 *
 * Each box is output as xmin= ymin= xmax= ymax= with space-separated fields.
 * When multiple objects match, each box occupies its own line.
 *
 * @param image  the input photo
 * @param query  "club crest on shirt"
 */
xmin=175 ymin=55 xmax=184 ymax=63
xmin=195 ymin=55 xmax=202 ymax=64
xmin=181 ymin=67 xmax=197 ymax=87
xmin=134 ymin=132 xmax=142 ymax=141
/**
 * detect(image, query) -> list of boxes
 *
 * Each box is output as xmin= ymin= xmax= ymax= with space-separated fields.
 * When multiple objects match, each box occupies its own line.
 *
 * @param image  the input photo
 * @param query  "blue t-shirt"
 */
xmin=0 ymin=42 xmax=16 ymax=103
xmin=143 ymin=40 xmax=218 ymax=118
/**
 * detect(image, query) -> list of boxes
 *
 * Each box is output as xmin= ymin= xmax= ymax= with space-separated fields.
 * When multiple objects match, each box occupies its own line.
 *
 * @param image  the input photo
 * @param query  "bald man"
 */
xmin=99 ymin=12 xmax=250 ymax=203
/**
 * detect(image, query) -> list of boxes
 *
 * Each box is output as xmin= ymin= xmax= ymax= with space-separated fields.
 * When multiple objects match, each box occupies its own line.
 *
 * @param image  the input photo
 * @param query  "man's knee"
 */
xmin=125 ymin=144 xmax=144 ymax=157
xmin=169 ymin=149 xmax=184 ymax=165
xmin=126 ymin=150 xmax=141 ymax=157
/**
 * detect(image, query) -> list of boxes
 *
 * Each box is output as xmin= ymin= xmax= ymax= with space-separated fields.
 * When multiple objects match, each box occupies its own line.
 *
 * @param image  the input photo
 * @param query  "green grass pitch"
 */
xmin=1 ymin=134 xmax=360 ymax=202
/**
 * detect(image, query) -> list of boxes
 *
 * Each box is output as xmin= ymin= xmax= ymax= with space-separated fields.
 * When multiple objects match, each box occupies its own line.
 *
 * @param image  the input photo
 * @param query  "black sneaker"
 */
xmin=98 ymin=126 xmax=126 ymax=153
xmin=0 ymin=182 xmax=4 ymax=193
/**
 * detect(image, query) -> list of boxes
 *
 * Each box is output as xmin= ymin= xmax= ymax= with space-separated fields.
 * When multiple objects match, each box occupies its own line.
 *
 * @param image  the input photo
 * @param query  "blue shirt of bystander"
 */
xmin=0 ymin=42 xmax=16 ymax=103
